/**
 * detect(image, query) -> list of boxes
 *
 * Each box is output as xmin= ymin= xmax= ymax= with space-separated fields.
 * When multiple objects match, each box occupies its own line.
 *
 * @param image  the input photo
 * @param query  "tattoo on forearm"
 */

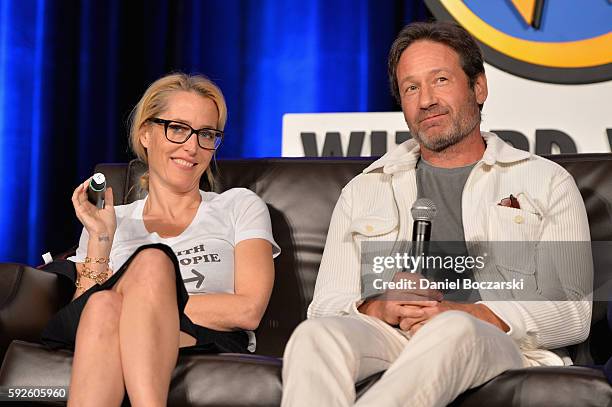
xmin=98 ymin=235 xmax=110 ymax=242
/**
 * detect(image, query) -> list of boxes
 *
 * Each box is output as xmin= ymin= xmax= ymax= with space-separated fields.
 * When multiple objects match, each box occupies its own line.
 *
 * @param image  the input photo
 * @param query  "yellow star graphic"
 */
xmin=510 ymin=0 xmax=544 ymax=28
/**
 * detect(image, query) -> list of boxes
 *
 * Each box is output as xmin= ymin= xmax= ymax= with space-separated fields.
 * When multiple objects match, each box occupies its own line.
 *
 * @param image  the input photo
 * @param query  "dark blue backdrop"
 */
xmin=0 ymin=0 xmax=430 ymax=265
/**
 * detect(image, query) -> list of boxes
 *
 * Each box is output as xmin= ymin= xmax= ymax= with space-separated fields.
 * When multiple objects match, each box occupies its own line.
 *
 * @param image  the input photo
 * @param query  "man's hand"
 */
xmin=358 ymin=299 xmax=439 ymax=327
xmin=405 ymin=301 xmax=510 ymax=335
xmin=358 ymin=272 xmax=443 ymax=327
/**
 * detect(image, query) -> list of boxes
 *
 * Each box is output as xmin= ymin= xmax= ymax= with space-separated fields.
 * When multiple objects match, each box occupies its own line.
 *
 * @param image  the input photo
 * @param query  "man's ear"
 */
xmin=473 ymin=73 xmax=488 ymax=105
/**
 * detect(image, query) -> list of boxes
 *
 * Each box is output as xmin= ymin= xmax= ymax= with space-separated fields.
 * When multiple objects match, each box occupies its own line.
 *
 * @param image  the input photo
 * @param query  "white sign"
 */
xmin=282 ymin=63 xmax=612 ymax=157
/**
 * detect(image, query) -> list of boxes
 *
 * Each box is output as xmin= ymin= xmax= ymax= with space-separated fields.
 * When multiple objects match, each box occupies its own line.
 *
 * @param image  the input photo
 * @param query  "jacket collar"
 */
xmin=362 ymin=131 xmax=531 ymax=175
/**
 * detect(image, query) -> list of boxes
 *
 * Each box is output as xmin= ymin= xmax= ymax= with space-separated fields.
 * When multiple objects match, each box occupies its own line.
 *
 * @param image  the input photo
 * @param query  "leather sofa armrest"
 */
xmin=0 ymin=263 xmax=73 ymax=362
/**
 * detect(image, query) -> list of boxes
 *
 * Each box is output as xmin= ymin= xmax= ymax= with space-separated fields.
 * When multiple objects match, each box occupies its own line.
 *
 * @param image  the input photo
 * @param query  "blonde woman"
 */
xmin=41 ymin=73 xmax=279 ymax=407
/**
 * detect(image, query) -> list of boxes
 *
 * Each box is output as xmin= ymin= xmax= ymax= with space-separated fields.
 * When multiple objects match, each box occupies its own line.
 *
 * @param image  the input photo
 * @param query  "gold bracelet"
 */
xmin=84 ymin=256 xmax=109 ymax=264
xmin=75 ymin=275 xmax=83 ymax=290
xmin=79 ymin=265 xmax=110 ymax=285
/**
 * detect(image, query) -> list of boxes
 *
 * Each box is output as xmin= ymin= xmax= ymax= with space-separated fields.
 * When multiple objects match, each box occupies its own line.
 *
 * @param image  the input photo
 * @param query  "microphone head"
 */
xmin=411 ymin=198 xmax=437 ymax=221
xmin=90 ymin=173 xmax=106 ymax=191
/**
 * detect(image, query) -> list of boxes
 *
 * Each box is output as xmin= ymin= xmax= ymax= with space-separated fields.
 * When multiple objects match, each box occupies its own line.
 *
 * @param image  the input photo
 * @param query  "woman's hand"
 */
xmin=71 ymin=178 xmax=116 ymax=239
xmin=71 ymin=178 xmax=116 ymax=300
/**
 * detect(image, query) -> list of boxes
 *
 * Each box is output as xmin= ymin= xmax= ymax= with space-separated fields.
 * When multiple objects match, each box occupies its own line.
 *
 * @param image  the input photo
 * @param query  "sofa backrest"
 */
xmin=94 ymin=154 xmax=612 ymax=360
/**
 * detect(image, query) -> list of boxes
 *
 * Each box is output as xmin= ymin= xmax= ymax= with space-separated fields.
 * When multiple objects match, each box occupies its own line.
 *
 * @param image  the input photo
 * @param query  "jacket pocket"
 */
xmin=488 ymin=205 xmax=542 ymax=242
xmin=485 ymin=205 xmax=540 ymax=286
xmin=351 ymin=216 xmax=399 ymax=298
xmin=350 ymin=216 xmax=397 ymax=238
xmin=350 ymin=216 xmax=399 ymax=265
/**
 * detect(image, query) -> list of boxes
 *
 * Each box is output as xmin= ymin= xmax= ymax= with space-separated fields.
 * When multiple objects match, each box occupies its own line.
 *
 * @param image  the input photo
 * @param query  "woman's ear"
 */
xmin=140 ymin=130 xmax=150 ymax=149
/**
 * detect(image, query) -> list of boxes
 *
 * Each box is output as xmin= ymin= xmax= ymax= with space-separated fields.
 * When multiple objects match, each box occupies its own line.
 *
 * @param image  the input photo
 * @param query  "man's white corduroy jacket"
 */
xmin=309 ymin=132 xmax=593 ymax=365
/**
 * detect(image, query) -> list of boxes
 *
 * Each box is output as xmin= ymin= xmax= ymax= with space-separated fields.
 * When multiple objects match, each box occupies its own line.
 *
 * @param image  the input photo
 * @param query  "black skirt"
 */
xmin=41 ymin=243 xmax=248 ymax=354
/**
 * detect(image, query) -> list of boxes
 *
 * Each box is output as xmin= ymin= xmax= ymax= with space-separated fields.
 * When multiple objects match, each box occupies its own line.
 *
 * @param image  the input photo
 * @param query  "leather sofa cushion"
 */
xmin=0 ymin=341 xmax=282 ymax=406
xmin=3 ymin=340 xmax=611 ymax=406
xmin=450 ymin=366 xmax=612 ymax=407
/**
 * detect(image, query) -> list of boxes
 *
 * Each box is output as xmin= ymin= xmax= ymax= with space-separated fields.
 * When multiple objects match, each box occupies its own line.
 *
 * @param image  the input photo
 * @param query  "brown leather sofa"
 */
xmin=1 ymin=156 xmax=611 ymax=406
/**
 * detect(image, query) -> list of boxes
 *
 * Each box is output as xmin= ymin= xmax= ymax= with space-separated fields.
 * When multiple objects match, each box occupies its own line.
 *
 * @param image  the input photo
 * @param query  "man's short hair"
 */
xmin=388 ymin=21 xmax=485 ymax=106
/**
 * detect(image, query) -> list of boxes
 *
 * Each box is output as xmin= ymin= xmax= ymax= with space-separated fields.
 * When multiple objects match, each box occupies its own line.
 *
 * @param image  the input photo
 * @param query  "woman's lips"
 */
xmin=171 ymin=158 xmax=197 ymax=168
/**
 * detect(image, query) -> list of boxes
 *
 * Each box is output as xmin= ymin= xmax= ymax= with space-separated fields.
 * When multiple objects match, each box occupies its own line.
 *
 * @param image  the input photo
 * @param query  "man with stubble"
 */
xmin=282 ymin=21 xmax=591 ymax=407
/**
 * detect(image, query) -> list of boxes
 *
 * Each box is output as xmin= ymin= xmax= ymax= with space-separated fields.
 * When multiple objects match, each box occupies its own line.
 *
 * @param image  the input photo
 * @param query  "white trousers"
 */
xmin=281 ymin=310 xmax=526 ymax=407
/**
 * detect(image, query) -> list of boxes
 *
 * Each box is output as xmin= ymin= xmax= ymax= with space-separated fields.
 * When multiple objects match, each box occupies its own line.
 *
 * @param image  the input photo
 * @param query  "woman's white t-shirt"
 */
xmin=68 ymin=188 xmax=280 ymax=295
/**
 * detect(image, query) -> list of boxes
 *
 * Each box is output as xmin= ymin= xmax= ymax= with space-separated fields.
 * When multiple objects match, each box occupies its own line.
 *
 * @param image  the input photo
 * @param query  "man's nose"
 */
xmin=418 ymin=85 xmax=437 ymax=109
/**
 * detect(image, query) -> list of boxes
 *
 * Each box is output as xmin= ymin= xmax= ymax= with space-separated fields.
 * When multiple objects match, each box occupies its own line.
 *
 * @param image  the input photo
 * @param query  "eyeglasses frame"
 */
xmin=148 ymin=117 xmax=224 ymax=151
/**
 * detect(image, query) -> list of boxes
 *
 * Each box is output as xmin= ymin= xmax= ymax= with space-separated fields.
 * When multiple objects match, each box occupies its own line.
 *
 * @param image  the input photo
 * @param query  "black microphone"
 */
xmin=410 ymin=198 xmax=437 ymax=273
xmin=87 ymin=173 xmax=106 ymax=209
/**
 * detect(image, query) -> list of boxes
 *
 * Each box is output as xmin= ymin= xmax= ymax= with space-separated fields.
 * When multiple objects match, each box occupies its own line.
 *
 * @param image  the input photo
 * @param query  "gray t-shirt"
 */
xmin=416 ymin=158 xmax=476 ymax=242
xmin=416 ymin=158 xmax=479 ymax=301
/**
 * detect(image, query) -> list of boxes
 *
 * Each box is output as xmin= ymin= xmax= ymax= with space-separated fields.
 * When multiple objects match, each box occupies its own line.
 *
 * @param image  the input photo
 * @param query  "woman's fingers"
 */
xmin=72 ymin=178 xmax=90 ymax=204
xmin=104 ymin=186 xmax=114 ymax=208
xmin=71 ymin=178 xmax=97 ymax=222
xmin=71 ymin=182 xmax=86 ymax=214
xmin=71 ymin=184 xmax=81 ymax=208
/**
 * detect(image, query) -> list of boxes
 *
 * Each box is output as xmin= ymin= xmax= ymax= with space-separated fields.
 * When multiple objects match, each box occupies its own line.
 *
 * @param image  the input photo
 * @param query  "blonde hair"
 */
xmin=128 ymin=72 xmax=227 ymax=191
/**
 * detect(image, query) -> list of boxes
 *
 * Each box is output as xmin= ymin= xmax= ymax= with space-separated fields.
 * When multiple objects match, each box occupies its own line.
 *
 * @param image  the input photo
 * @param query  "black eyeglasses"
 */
xmin=148 ymin=118 xmax=224 ymax=151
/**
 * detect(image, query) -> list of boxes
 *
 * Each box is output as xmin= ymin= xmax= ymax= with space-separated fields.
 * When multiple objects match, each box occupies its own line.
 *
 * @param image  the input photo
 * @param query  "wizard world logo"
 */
xmin=425 ymin=0 xmax=612 ymax=84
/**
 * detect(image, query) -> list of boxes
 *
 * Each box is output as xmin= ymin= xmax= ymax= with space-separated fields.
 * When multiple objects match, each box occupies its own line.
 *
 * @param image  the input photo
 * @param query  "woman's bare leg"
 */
xmin=68 ymin=291 xmax=125 ymax=407
xmin=180 ymin=331 xmax=197 ymax=347
xmin=113 ymin=248 xmax=180 ymax=407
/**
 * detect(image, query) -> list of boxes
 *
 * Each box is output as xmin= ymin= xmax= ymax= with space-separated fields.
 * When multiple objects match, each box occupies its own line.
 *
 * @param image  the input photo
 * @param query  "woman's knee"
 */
xmin=84 ymin=291 xmax=123 ymax=314
xmin=80 ymin=291 xmax=123 ymax=333
xmin=132 ymin=247 xmax=174 ymax=268
xmin=122 ymin=247 xmax=176 ymax=286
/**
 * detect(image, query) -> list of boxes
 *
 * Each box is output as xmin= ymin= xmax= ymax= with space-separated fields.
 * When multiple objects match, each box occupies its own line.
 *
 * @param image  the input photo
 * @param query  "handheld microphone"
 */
xmin=410 ymin=198 xmax=437 ymax=273
xmin=87 ymin=173 xmax=106 ymax=209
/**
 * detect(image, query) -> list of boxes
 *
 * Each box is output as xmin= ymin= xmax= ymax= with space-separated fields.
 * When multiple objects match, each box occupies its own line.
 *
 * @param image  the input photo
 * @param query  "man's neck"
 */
xmin=419 ymin=130 xmax=485 ymax=168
